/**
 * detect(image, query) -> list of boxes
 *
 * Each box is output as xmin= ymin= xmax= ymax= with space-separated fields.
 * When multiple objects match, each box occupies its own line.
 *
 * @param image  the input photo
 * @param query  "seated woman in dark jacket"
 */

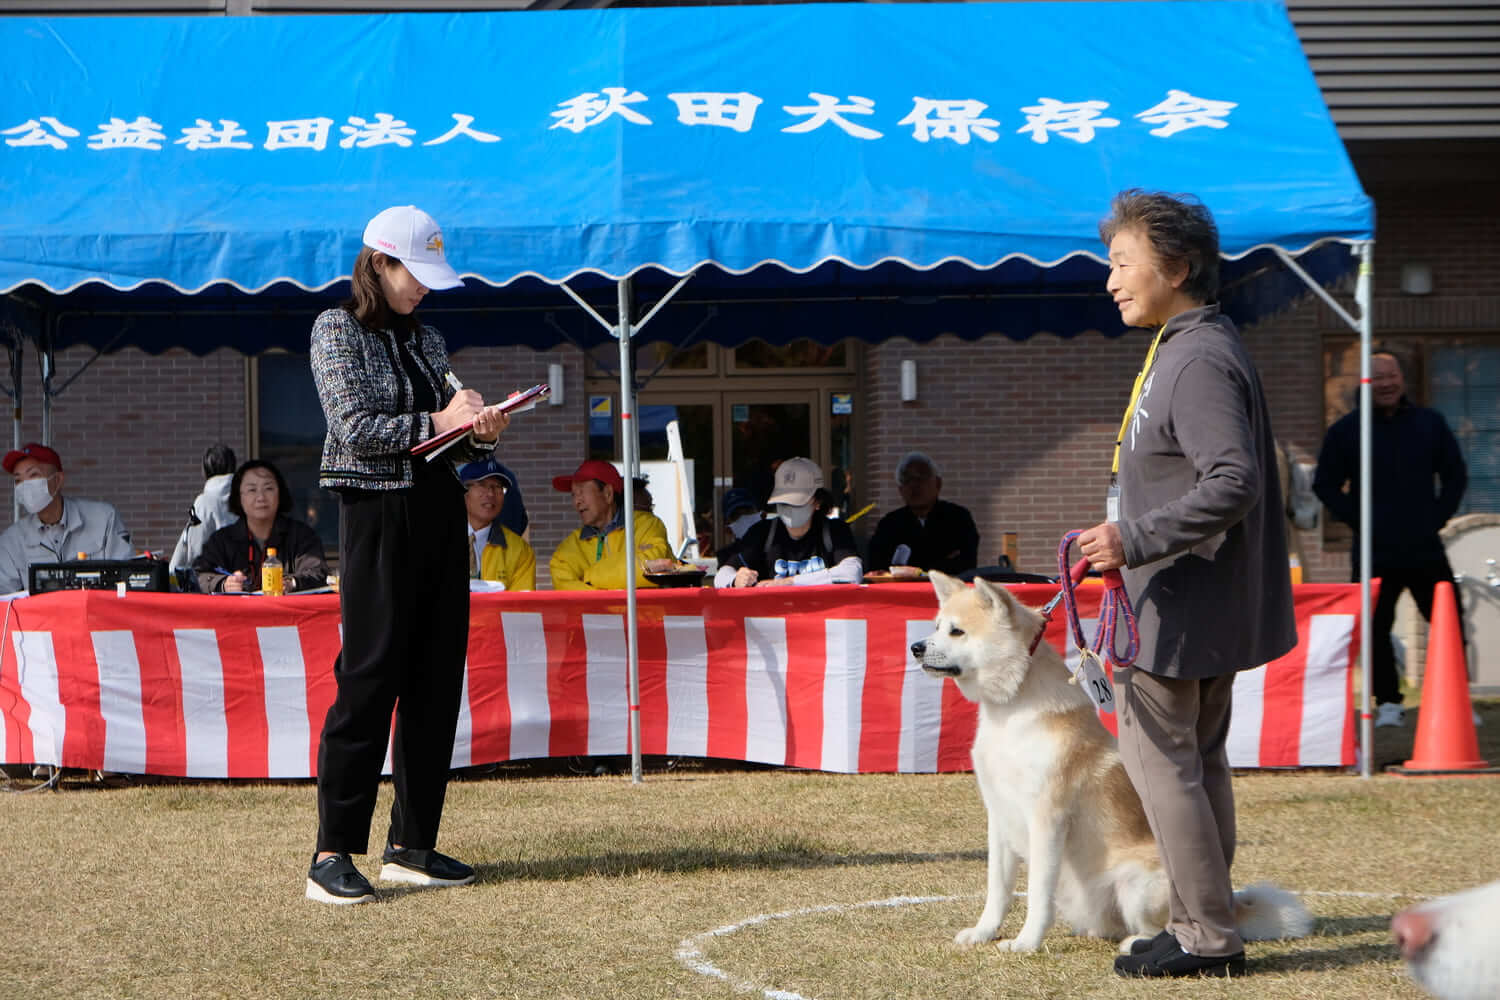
xmin=193 ymin=459 xmax=329 ymax=593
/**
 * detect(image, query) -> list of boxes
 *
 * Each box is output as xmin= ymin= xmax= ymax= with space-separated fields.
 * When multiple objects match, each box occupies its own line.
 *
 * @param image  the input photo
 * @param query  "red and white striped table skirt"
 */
xmin=0 ymin=583 xmax=1361 ymax=777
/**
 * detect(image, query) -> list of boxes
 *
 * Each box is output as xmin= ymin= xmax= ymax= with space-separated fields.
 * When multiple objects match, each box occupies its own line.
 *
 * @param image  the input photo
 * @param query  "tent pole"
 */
xmin=39 ymin=320 xmax=55 ymax=448
xmin=617 ymin=277 xmax=643 ymax=786
xmin=6 ymin=327 xmax=20 ymax=524
xmin=1273 ymin=240 xmax=1375 ymax=776
xmin=1354 ymin=241 xmax=1374 ymax=779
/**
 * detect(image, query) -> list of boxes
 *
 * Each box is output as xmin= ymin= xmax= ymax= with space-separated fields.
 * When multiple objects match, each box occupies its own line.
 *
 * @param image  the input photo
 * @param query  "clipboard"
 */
xmin=412 ymin=382 xmax=550 ymax=460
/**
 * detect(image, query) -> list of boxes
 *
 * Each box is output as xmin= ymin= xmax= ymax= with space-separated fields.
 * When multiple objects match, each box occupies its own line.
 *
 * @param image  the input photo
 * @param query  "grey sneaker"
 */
xmin=1375 ymin=702 xmax=1406 ymax=728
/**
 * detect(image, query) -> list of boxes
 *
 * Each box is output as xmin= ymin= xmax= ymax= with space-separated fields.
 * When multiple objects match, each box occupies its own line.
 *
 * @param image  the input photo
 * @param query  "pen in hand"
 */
xmin=444 ymin=371 xmax=464 ymax=394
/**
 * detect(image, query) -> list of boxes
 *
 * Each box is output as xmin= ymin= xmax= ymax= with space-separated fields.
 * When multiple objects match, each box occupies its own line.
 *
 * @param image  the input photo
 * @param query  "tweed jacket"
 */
xmin=310 ymin=307 xmax=492 ymax=490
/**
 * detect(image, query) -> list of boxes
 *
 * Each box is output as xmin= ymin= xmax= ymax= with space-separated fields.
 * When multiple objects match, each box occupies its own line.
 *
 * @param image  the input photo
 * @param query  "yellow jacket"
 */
xmin=479 ymin=526 xmax=536 ymax=592
xmin=550 ymin=510 xmax=671 ymax=590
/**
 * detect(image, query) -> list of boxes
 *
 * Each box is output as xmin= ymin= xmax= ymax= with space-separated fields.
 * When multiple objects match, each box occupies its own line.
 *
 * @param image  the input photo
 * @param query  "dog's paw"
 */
xmin=994 ymin=937 xmax=1044 ymax=953
xmin=953 ymin=925 xmax=999 ymax=948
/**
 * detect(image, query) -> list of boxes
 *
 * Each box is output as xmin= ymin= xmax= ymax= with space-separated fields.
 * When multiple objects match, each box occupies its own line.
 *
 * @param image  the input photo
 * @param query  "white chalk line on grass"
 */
xmin=673 ymin=888 xmax=1432 ymax=1000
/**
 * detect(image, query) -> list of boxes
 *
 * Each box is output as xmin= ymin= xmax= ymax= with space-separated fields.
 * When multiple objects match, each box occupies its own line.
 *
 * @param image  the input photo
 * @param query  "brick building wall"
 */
xmin=2 ymin=181 xmax=1493 ymax=587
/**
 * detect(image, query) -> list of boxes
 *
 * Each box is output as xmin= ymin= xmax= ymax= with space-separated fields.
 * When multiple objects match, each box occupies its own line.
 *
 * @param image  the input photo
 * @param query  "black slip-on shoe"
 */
xmin=1127 ymin=929 xmax=1175 ymax=956
xmin=379 ymin=845 xmax=476 ymax=888
xmin=1114 ymin=940 xmax=1246 ymax=978
xmin=305 ymin=853 xmax=376 ymax=905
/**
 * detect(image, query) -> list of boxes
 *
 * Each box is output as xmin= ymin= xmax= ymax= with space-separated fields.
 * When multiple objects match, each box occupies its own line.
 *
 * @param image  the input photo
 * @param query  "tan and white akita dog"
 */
xmin=911 ymin=571 xmax=1312 ymax=954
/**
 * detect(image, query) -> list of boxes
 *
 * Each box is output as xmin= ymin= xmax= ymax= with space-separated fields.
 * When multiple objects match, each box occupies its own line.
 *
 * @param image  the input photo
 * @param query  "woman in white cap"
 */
xmin=305 ymin=205 xmax=508 ymax=905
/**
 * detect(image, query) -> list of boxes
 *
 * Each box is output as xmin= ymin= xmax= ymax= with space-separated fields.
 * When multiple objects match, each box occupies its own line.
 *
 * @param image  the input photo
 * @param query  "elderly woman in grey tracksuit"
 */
xmin=1077 ymin=190 xmax=1296 ymax=979
xmin=304 ymin=205 xmax=509 ymax=905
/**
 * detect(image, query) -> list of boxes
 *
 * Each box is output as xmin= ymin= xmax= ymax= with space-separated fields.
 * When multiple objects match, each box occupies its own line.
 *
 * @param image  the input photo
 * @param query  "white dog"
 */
xmin=911 ymin=571 xmax=1312 ymax=953
xmin=1393 ymin=879 xmax=1500 ymax=1000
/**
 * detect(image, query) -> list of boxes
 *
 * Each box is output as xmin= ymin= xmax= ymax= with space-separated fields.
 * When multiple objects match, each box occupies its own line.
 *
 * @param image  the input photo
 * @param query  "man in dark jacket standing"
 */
xmin=1078 ymin=190 xmax=1296 ymax=979
xmin=1313 ymin=350 xmax=1467 ymax=728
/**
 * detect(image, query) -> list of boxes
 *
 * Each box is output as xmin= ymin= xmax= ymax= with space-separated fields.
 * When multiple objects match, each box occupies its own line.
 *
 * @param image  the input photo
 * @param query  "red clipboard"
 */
xmin=411 ymin=382 xmax=550 ymax=458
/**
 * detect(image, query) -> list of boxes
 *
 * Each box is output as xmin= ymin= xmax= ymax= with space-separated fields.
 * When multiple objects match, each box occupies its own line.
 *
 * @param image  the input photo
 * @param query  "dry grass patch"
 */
xmin=2 ymin=701 xmax=1497 ymax=999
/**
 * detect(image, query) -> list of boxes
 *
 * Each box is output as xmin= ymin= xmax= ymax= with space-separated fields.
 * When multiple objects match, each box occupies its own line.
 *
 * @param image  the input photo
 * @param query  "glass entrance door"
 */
xmin=725 ymin=393 xmax=816 ymax=511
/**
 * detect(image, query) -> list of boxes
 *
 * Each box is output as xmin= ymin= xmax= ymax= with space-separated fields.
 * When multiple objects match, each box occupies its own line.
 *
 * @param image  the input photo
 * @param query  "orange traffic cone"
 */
xmin=1392 ymin=582 xmax=1496 ymax=775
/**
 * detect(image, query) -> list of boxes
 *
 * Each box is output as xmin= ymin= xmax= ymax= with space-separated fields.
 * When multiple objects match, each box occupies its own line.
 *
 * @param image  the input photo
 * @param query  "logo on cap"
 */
xmin=425 ymin=233 xmax=443 ymax=253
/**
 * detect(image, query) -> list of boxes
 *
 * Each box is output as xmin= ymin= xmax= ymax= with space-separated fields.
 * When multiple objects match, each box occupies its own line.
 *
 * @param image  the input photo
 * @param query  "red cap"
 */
xmin=2 ymin=443 xmax=62 ymax=474
xmin=552 ymin=459 xmax=624 ymax=496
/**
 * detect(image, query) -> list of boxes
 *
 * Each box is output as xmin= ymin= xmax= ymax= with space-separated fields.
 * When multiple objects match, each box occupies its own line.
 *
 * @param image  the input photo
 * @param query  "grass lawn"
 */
xmin=2 ymin=700 xmax=1495 ymax=1000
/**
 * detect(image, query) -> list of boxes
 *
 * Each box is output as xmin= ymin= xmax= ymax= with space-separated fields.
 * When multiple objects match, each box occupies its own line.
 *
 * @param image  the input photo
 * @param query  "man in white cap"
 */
xmin=713 ymin=457 xmax=862 ymax=587
xmin=458 ymin=457 xmax=534 ymax=591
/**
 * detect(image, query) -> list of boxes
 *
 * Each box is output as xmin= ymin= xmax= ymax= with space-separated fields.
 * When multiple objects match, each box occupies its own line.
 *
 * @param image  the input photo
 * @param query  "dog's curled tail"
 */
xmin=1233 ymin=882 xmax=1314 ymax=941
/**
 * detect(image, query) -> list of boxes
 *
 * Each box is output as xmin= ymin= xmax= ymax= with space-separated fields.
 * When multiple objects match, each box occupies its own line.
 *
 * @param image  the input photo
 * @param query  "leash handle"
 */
xmin=1056 ymin=530 xmax=1139 ymax=670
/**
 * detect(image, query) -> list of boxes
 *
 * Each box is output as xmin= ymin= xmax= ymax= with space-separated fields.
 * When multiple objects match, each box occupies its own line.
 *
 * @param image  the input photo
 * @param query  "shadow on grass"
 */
xmin=1252 ymin=940 xmax=1397 ymax=973
xmin=474 ymin=846 xmax=985 ymax=882
xmin=1313 ymin=913 xmax=1396 ymax=936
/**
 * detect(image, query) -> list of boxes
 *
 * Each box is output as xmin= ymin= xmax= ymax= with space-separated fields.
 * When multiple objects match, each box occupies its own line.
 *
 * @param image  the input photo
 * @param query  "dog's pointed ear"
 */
xmin=973 ymin=577 xmax=1020 ymax=619
xmin=929 ymin=570 xmax=965 ymax=604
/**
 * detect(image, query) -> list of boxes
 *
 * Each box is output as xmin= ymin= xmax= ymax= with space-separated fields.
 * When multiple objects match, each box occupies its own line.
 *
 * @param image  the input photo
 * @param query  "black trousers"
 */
xmin=315 ymin=472 xmax=469 ymax=855
xmin=1367 ymin=560 xmax=1466 ymax=706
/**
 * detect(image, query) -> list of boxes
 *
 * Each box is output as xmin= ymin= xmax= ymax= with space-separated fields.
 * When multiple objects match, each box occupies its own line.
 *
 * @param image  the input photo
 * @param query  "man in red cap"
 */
xmin=548 ymin=459 xmax=671 ymax=590
xmin=0 ymin=442 xmax=132 ymax=593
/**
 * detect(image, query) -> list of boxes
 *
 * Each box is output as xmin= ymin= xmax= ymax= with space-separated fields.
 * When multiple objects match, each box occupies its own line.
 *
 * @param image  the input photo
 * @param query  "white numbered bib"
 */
xmin=1075 ymin=648 xmax=1116 ymax=714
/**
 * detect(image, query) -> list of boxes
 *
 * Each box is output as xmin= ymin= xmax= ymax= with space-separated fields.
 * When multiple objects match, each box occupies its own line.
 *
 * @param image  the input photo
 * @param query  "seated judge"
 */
xmin=714 ymin=457 xmax=862 ymax=587
xmin=867 ymin=452 xmax=979 ymax=576
xmin=459 ymin=457 xmax=535 ymax=591
xmin=549 ymin=459 xmax=672 ymax=590
xmin=0 ymin=442 xmax=132 ymax=594
xmin=193 ymin=459 xmax=329 ymax=593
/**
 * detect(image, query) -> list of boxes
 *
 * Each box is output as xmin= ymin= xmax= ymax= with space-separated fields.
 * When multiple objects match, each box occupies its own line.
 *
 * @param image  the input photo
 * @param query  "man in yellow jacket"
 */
xmin=549 ymin=459 xmax=671 ymax=590
xmin=459 ymin=458 xmax=535 ymax=591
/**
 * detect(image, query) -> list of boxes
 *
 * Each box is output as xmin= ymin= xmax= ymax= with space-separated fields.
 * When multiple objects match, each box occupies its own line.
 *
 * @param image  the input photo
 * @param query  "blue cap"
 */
xmin=458 ymin=457 xmax=513 ymax=489
xmin=722 ymin=487 xmax=757 ymax=518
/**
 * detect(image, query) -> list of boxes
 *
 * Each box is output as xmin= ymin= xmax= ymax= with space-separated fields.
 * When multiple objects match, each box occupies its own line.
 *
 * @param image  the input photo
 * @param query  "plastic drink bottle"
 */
xmin=262 ymin=547 xmax=284 ymax=596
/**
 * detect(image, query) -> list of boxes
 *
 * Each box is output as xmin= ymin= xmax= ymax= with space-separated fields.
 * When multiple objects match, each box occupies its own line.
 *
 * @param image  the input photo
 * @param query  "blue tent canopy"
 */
xmin=0 ymin=1 xmax=1372 ymax=351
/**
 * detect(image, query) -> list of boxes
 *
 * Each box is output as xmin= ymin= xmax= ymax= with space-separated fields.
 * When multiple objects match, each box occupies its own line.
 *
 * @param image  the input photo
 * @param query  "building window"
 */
xmin=254 ymin=353 xmax=338 ymax=555
xmin=1430 ymin=341 xmax=1500 ymax=515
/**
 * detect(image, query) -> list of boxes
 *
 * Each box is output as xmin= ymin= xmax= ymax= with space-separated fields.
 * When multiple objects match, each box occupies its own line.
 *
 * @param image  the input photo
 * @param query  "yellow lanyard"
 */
xmin=1112 ymin=325 xmax=1166 ymax=477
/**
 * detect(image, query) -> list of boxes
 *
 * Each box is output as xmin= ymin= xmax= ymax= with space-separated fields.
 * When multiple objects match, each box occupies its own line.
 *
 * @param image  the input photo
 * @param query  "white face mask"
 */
xmin=15 ymin=476 xmax=55 ymax=516
xmin=776 ymin=502 xmax=814 ymax=530
xmin=728 ymin=512 xmax=761 ymax=539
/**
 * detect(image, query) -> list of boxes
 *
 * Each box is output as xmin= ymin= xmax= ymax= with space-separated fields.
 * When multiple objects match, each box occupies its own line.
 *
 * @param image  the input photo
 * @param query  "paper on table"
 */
xmin=413 ymin=382 xmax=551 ymax=460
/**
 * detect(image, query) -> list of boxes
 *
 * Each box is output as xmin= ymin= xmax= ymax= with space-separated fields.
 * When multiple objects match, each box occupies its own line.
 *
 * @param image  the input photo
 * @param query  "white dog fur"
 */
xmin=911 ymin=571 xmax=1313 ymax=953
xmin=1393 ymin=879 xmax=1500 ymax=1000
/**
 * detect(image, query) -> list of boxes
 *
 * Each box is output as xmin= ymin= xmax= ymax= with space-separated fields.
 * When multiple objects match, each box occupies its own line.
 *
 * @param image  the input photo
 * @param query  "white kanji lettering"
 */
xmin=897 ymin=98 xmax=999 ymax=145
xmin=2 ymin=117 xmax=81 ymax=149
xmin=264 ymin=118 xmax=334 ymax=151
xmin=1017 ymin=98 xmax=1120 ymax=144
xmin=175 ymin=119 xmax=253 ymax=151
xmin=666 ymin=92 xmax=763 ymax=133
xmin=781 ymin=93 xmax=883 ymax=140
xmin=549 ymin=88 xmax=651 ymax=133
xmin=87 ymin=116 xmax=167 ymax=150
xmin=422 ymin=113 xmax=501 ymax=146
xmin=339 ymin=113 xmax=417 ymax=149
xmin=1134 ymin=90 xmax=1237 ymax=137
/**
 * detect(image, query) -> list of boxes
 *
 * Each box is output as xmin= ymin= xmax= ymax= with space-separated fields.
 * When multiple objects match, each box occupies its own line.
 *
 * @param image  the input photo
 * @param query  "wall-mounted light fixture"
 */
xmin=548 ymin=362 xmax=565 ymax=405
xmin=899 ymin=359 xmax=918 ymax=402
xmin=1400 ymin=262 xmax=1433 ymax=296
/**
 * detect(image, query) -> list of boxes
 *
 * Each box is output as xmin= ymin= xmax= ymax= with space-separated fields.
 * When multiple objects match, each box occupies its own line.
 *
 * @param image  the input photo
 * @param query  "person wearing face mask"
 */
xmin=713 ymin=457 xmax=861 ymax=588
xmin=0 ymin=443 xmax=132 ymax=594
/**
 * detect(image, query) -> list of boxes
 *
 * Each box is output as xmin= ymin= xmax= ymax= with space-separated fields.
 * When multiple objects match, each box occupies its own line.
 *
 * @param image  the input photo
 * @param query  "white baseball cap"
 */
xmin=767 ymin=457 xmax=824 ymax=506
xmin=362 ymin=205 xmax=463 ymax=291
